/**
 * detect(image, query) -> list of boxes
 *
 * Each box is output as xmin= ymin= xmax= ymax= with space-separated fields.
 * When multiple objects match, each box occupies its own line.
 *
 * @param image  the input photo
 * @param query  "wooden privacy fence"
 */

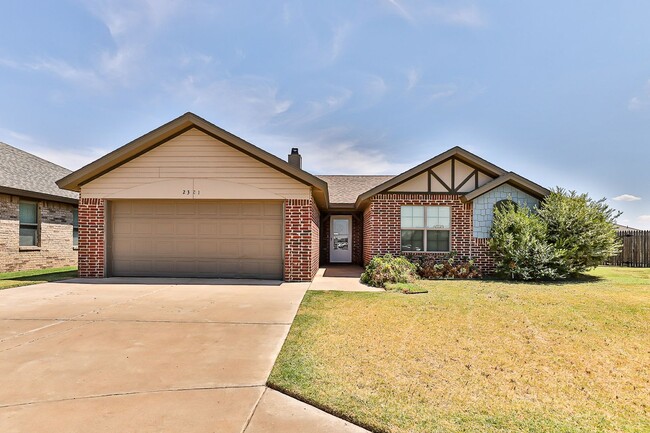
xmin=605 ymin=230 xmax=650 ymax=267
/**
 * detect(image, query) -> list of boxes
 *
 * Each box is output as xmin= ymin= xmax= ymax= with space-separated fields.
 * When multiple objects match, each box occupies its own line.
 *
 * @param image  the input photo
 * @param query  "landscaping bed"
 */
xmin=268 ymin=267 xmax=650 ymax=433
xmin=0 ymin=267 xmax=78 ymax=290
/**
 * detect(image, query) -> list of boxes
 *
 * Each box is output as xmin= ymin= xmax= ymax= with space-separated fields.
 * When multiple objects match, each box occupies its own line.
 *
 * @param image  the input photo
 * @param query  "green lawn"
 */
xmin=0 ymin=267 xmax=78 ymax=290
xmin=268 ymin=267 xmax=650 ymax=433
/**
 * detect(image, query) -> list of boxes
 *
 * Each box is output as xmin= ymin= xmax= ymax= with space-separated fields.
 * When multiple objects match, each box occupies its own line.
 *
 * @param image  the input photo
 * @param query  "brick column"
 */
xmin=78 ymin=198 xmax=106 ymax=278
xmin=284 ymin=198 xmax=319 ymax=282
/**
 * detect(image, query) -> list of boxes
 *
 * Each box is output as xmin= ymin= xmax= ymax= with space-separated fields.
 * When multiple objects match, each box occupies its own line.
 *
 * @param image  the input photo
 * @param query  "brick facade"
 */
xmin=78 ymin=197 xmax=106 ymax=278
xmin=0 ymin=193 xmax=78 ymax=273
xmin=283 ymin=198 xmax=319 ymax=282
xmin=362 ymin=193 xmax=495 ymax=274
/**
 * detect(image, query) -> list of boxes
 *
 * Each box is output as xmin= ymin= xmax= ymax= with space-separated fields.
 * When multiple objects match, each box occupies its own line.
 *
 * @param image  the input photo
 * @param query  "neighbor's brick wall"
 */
xmin=284 ymin=198 xmax=319 ymax=282
xmin=363 ymin=193 xmax=495 ymax=274
xmin=0 ymin=194 xmax=78 ymax=273
xmin=78 ymin=197 xmax=106 ymax=278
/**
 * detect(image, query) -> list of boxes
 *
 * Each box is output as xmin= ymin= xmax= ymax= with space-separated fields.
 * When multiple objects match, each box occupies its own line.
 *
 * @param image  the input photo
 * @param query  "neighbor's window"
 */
xmin=400 ymin=206 xmax=450 ymax=252
xmin=72 ymin=208 xmax=79 ymax=247
xmin=19 ymin=201 xmax=39 ymax=247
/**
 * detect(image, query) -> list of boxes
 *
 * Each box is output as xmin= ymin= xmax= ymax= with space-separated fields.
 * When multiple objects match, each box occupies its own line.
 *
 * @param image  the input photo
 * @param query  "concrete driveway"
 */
xmin=0 ymin=279 xmax=368 ymax=433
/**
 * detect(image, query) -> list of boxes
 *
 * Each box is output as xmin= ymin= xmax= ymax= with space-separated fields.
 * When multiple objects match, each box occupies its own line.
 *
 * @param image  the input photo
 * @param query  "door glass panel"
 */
xmin=332 ymin=218 xmax=349 ymax=251
xmin=333 ymin=219 xmax=349 ymax=235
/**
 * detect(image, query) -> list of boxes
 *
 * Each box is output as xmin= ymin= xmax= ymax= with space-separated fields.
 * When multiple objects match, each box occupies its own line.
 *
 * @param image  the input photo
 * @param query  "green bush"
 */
xmin=538 ymin=188 xmax=622 ymax=276
xmin=489 ymin=189 xmax=622 ymax=280
xmin=360 ymin=254 xmax=418 ymax=288
xmin=407 ymin=253 xmax=482 ymax=279
xmin=489 ymin=201 xmax=562 ymax=280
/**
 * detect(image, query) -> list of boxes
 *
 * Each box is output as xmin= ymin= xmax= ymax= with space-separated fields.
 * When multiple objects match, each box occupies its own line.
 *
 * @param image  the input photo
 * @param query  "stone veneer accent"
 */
xmin=78 ymin=197 xmax=106 ymax=278
xmin=473 ymin=184 xmax=540 ymax=238
xmin=0 ymin=193 xmax=77 ymax=273
xmin=363 ymin=193 xmax=495 ymax=275
xmin=284 ymin=198 xmax=320 ymax=281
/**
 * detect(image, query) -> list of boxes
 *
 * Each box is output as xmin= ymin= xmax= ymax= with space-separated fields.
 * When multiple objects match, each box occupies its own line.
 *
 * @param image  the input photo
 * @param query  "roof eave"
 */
xmin=0 ymin=186 xmax=78 ymax=204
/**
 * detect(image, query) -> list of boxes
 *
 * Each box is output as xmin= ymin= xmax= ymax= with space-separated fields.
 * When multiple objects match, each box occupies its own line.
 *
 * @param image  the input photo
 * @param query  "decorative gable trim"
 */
xmin=461 ymin=172 xmax=549 ymax=202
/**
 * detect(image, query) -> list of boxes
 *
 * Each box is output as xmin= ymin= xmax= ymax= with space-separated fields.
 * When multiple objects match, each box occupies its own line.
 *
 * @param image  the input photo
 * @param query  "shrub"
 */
xmin=489 ymin=189 xmax=622 ymax=280
xmin=537 ymin=188 xmax=622 ymax=276
xmin=408 ymin=253 xmax=482 ymax=279
xmin=360 ymin=254 xmax=418 ymax=288
xmin=489 ymin=202 xmax=562 ymax=280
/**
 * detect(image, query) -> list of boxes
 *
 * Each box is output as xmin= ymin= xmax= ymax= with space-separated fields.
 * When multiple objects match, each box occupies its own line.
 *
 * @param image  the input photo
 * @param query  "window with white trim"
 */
xmin=400 ymin=206 xmax=450 ymax=252
xmin=19 ymin=201 xmax=39 ymax=247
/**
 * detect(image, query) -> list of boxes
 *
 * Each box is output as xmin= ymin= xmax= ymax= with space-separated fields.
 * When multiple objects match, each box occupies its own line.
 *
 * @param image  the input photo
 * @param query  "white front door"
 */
xmin=330 ymin=216 xmax=352 ymax=263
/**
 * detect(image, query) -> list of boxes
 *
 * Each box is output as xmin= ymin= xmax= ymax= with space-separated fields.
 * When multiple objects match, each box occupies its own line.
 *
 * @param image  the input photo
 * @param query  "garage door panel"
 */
xmin=263 ymin=222 xmax=282 ymax=237
xmin=111 ymin=200 xmax=282 ymax=279
xmin=218 ymin=222 xmax=240 ymax=236
xmin=241 ymin=223 xmax=262 ymax=236
xmin=218 ymin=202 xmax=241 ymax=216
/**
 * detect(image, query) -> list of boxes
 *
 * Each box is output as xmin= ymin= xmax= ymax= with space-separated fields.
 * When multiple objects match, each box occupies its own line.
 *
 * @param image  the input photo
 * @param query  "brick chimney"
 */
xmin=288 ymin=148 xmax=302 ymax=169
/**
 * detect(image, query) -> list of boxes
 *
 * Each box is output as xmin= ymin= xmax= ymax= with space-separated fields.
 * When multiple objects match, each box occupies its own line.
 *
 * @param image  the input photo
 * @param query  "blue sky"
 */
xmin=1 ymin=1 xmax=649 ymax=227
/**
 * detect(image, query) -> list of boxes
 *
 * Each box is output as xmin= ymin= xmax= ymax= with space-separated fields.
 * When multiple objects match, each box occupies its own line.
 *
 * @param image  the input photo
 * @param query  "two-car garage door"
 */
xmin=110 ymin=200 xmax=283 ymax=279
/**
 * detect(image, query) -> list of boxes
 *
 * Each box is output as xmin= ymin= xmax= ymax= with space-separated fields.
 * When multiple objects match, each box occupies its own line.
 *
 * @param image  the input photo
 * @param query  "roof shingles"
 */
xmin=0 ymin=142 xmax=78 ymax=201
xmin=317 ymin=175 xmax=394 ymax=206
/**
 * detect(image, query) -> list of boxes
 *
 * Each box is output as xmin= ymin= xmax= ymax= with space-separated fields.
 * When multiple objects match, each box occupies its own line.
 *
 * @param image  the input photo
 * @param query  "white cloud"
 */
xmin=0 ymin=127 xmax=101 ymax=170
xmin=638 ymin=215 xmax=650 ymax=223
xmin=168 ymin=75 xmax=292 ymax=129
xmin=330 ymin=23 xmax=352 ymax=62
xmin=629 ymin=79 xmax=650 ymax=111
xmin=83 ymin=0 xmax=183 ymax=38
xmin=428 ymin=5 xmax=485 ymax=27
xmin=384 ymin=0 xmax=414 ymax=22
xmin=280 ymin=88 xmax=352 ymax=126
xmin=365 ymin=75 xmax=388 ymax=99
xmin=249 ymin=128 xmax=410 ymax=175
xmin=613 ymin=194 xmax=642 ymax=202
xmin=430 ymin=84 xmax=457 ymax=101
xmin=382 ymin=1 xmax=485 ymax=28
xmin=406 ymin=68 xmax=420 ymax=91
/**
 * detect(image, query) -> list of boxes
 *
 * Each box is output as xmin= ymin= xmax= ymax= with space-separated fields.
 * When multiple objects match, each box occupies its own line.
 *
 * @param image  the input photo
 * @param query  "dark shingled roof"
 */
xmin=317 ymin=175 xmax=395 ymax=206
xmin=0 ymin=142 xmax=79 ymax=202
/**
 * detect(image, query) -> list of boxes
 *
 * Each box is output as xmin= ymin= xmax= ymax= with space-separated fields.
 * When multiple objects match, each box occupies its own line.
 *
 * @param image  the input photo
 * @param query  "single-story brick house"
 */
xmin=57 ymin=113 xmax=548 ymax=281
xmin=0 ymin=142 xmax=79 ymax=273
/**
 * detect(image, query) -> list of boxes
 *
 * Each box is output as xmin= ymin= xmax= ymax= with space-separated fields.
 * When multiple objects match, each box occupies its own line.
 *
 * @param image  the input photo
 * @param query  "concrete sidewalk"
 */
xmin=309 ymin=265 xmax=383 ymax=292
xmin=0 ymin=279 xmax=369 ymax=433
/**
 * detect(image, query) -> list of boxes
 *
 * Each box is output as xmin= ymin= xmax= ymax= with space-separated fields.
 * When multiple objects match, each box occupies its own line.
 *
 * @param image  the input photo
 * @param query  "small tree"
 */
xmin=490 ymin=188 xmax=622 ymax=280
xmin=490 ymin=201 xmax=562 ymax=280
xmin=537 ymin=188 xmax=622 ymax=276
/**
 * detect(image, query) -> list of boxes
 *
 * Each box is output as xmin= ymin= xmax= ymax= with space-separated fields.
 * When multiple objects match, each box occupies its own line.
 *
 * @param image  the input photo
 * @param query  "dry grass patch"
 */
xmin=268 ymin=267 xmax=650 ymax=433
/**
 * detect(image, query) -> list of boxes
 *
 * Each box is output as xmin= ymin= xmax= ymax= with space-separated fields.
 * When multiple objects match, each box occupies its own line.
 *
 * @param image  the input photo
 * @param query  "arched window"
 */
xmin=494 ymin=199 xmax=518 ymax=214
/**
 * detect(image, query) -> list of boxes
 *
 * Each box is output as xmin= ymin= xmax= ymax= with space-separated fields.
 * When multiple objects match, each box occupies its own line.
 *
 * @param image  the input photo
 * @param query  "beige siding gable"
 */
xmin=82 ymin=129 xmax=311 ymax=200
xmin=388 ymin=157 xmax=496 ymax=194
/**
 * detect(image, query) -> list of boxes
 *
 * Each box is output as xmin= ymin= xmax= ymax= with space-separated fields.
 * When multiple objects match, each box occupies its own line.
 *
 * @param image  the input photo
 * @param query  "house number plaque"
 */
xmin=181 ymin=189 xmax=201 ymax=196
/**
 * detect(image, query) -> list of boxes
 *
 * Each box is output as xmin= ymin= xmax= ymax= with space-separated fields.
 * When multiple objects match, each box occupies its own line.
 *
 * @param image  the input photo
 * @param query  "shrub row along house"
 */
xmin=55 ymin=113 xmax=549 ymax=281
xmin=0 ymin=143 xmax=79 ymax=272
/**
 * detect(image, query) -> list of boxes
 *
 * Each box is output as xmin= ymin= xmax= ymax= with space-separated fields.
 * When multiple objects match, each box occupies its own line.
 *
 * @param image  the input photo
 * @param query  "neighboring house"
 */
xmin=0 ymin=143 xmax=79 ymax=273
xmin=615 ymin=223 xmax=640 ymax=232
xmin=58 ymin=113 xmax=548 ymax=281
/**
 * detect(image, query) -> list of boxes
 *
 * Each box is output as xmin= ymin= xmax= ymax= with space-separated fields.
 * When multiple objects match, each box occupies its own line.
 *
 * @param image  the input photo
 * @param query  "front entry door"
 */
xmin=330 ymin=216 xmax=352 ymax=263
